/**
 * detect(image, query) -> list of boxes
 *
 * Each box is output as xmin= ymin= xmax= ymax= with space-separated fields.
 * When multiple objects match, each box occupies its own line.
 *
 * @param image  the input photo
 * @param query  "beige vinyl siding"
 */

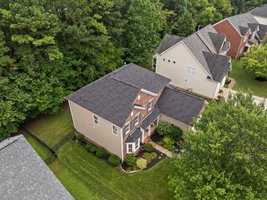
xmin=160 ymin=114 xmax=191 ymax=131
xmin=68 ymin=100 xmax=123 ymax=159
xmin=155 ymin=42 xmax=220 ymax=99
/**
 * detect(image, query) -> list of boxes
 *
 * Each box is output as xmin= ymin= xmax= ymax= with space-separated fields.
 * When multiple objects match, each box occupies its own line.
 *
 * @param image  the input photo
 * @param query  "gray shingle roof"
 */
xmin=157 ymin=87 xmax=205 ymax=125
xmin=140 ymin=106 xmax=161 ymax=130
xmin=258 ymin=24 xmax=267 ymax=39
xmin=126 ymin=128 xmax=142 ymax=143
xmin=0 ymin=135 xmax=73 ymax=200
xmin=208 ymin=32 xmax=226 ymax=53
xmin=156 ymin=34 xmax=184 ymax=53
xmin=227 ymin=13 xmax=259 ymax=36
xmin=202 ymin=51 xmax=231 ymax=82
xmin=251 ymin=4 xmax=267 ymax=18
xmin=67 ymin=64 xmax=170 ymax=127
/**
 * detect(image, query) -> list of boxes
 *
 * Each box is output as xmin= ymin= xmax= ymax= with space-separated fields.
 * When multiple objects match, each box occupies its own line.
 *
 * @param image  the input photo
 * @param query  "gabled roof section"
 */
xmin=208 ymin=32 xmax=226 ymax=53
xmin=202 ymin=51 xmax=231 ymax=82
xmin=156 ymin=34 xmax=184 ymax=53
xmin=0 ymin=135 xmax=73 ymax=200
xmin=258 ymin=24 xmax=267 ymax=39
xmin=228 ymin=13 xmax=259 ymax=36
xmin=251 ymin=4 xmax=267 ymax=18
xmin=239 ymin=26 xmax=250 ymax=36
xmin=67 ymin=64 xmax=170 ymax=127
xmin=157 ymin=87 xmax=205 ymax=125
xmin=111 ymin=63 xmax=171 ymax=94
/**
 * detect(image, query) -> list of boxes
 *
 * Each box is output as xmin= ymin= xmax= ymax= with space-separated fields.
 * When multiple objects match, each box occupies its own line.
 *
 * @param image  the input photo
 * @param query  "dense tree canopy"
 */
xmin=241 ymin=45 xmax=267 ymax=80
xmin=170 ymin=94 xmax=267 ymax=199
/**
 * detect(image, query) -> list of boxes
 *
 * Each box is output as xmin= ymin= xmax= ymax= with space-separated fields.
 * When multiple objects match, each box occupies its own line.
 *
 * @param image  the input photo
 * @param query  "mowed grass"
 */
xmin=24 ymin=103 xmax=74 ymax=147
xmin=49 ymin=141 xmax=175 ymax=200
xmin=24 ymin=133 xmax=52 ymax=161
xmin=230 ymin=60 xmax=267 ymax=98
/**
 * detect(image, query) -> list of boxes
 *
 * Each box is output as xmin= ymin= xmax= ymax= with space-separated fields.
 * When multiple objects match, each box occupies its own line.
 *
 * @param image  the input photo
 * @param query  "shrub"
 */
xmin=85 ymin=144 xmax=93 ymax=152
xmin=143 ymin=152 xmax=157 ymax=164
xmin=96 ymin=147 xmax=107 ymax=158
xmin=89 ymin=145 xmax=97 ymax=153
xmin=136 ymin=158 xmax=147 ymax=169
xmin=76 ymin=133 xmax=85 ymax=142
xmin=163 ymin=135 xmax=175 ymax=145
xmin=157 ymin=122 xmax=183 ymax=140
xmin=166 ymin=144 xmax=175 ymax=153
xmin=125 ymin=154 xmax=137 ymax=167
xmin=144 ymin=143 xmax=153 ymax=152
xmin=108 ymin=155 xmax=121 ymax=166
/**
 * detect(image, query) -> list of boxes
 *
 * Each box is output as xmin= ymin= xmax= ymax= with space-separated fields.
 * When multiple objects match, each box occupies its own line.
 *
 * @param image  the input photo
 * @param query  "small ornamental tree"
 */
xmin=169 ymin=93 xmax=267 ymax=199
xmin=241 ymin=44 xmax=267 ymax=80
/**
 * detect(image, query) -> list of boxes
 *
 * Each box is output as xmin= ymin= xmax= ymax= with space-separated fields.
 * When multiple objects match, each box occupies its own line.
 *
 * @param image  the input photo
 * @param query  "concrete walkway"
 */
xmin=149 ymin=141 xmax=173 ymax=157
xmin=222 ymin=88 xmax=267 ymax=109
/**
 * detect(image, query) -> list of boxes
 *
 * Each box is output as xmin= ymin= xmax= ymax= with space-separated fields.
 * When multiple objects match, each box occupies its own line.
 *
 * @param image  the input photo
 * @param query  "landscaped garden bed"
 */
xmin=151 ymin=121 xmax=183 ymax=154
xmin=74 ymin=133 xmax=121 ymax=167
xmin=121 ymin=144 xmax=166 ymax=172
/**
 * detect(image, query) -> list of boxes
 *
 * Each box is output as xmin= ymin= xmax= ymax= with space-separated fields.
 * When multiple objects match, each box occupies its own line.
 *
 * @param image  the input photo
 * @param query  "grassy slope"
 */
xmin=24 ymin=133 xmax=52 ymax=160
xmin=24 ymin=104 xmax=74 ymax=147
xmin=230 ymin=60 xmax=267 ymax=98
xmin=50 ymin=141 xmax=174 ymax=200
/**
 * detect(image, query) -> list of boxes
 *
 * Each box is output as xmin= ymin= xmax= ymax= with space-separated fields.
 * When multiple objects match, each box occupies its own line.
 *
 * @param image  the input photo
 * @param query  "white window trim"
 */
xmin=134 ymin=113 xmax=140 ymax=126
xmin=137 ymin=95 xmax=140 ymax=100
xmin=124 ymin=122 xmax=130 ymax=135
xmin=186 ymin=66 xmax=196 ymax=76
xmin=112 ymin=124 xmax=118 ymax=136
xmin=126 ymin=138 xmax=140 ymax=154
xmin=93 ymin=114 xmax=99 ymax=125
xmin=147 ymin=99 xmax=153 ymax=111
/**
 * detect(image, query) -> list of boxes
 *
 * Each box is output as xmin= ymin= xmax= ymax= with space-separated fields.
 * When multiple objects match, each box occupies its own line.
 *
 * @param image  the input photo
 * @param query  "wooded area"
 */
xmin=0 ymin=0 xmax=266 ymax=140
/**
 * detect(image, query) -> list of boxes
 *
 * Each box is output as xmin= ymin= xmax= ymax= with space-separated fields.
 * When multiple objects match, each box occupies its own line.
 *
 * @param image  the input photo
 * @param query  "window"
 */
xmin=186 ymin=66 xmax=196 ymax=76
xmin=134 ymin=114 xmax=139 ymax=126
xmin=163 ymin=58 xmax=165 ymax=61
xmin=137 ymin=95 xmax=140 ymax=100
xmin=93 ymin=115 xmax=98 ymax=125
xmin=168 ymin=59 xmax=170 ymax=62
xmin=112 ymin=125 xmax=118 ymax=136
xmin=135 ymin=139 xmax=139 ymax=149
xmin=147 ymin=99 xmax=153 ymax=111
xmin=124 ymin=123 xmax=130 ymax=134
xmin=173 ymin=61 xmax=176 ymax=64
xmin=127 ymin=144 xmax=133 ymax=153
xmin=131 ymin=111 xmax=133 ymax=116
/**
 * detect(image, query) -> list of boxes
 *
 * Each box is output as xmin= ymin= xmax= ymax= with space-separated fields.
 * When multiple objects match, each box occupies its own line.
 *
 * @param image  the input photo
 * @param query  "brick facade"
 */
xmin=214 ymin=19 xmax=244 ymax=58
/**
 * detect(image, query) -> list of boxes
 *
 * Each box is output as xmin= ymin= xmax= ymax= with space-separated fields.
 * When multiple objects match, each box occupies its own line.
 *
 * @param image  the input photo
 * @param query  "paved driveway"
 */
xmin=222 ymin=88 xmax=267 ymax=109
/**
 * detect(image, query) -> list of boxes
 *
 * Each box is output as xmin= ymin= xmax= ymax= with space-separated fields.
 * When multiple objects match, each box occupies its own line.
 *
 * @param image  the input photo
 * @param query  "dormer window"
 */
xmin=134 ymin=114 xmax=139 ymax=126
xmin=147 ymin=99 xmax=153 ymax=111
xmin=93 ymin=115 xmax=99 ymax=125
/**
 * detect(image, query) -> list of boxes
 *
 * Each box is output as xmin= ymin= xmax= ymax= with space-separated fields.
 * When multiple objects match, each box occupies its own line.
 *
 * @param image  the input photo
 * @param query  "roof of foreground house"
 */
xmin=67 ymin=63 xmax=171 ymax=127
xmin=251 ymin=4 xmax=267 ymax=18
xmin=0 ymin=135 xmax=73 ymax=200
xmin=157 ymin=87 xmax=205 ymax=125
xmin=157 ymin=25 xmax=231 ymax=82
xmin=227 ymin=13 xmax=259 ymax=36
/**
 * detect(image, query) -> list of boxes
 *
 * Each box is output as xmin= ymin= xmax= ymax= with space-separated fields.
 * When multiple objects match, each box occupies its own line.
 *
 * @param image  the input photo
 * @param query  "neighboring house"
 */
xmin=0 ymin=135 xmax=73 ymax=200
xmin=213 ymin=13 xmax=267 ymax=58
xmin=66 ymin=63 xmax=205 ymax=160
xmin=154 ymin=25 xmax=231 ymax=99
xmin=251 ymin=4 xmax=267 ymax=25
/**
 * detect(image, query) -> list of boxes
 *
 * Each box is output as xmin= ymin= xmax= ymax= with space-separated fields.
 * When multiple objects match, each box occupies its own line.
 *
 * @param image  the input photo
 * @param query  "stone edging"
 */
xmin=119 ymin=164 xmax=142 ymax=174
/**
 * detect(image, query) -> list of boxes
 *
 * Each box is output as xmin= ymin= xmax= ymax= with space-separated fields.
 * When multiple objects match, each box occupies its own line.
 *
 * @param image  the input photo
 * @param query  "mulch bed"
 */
xmin=121 ymin=148 xmax=166 ymax=172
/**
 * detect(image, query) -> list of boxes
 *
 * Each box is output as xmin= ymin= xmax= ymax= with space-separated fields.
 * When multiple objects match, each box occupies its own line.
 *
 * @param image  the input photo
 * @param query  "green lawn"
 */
xmin=24 ymin=103 xmax=74 ymax=147
xmin=24 ymin=133 xmax=52 ymax=161
xmin=49 ymin=141 xmax=175 ymax=200
xmin=230 ymin=60 xmax=267 ymax=98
